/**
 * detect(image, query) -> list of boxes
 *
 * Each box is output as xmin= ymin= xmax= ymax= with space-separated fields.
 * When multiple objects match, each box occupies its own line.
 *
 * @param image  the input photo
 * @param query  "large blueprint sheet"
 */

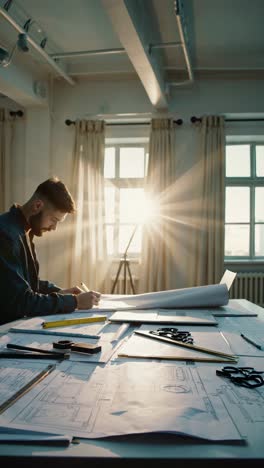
xmin=0 ymin=360 xmax=242 ymax=442
xmin=102 ymin=283 xmax=229 ymax=309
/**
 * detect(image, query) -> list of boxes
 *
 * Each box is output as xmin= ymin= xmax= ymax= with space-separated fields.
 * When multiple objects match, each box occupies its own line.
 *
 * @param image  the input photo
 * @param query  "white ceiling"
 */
xmin=0 ymin=0 xmax=263 ymax=107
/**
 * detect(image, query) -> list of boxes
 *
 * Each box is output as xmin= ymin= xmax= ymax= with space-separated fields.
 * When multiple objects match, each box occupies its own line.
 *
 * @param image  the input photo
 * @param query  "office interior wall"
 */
xmin=6 ymin=76 xmax=264 ymax=288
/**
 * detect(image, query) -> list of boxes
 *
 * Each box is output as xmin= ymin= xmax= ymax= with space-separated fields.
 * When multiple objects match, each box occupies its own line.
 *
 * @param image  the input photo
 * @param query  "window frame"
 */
xmin=104 ymin=142 xmax=149 ymax=259
xmin=225 ymin=142 xmax=264 ymax=261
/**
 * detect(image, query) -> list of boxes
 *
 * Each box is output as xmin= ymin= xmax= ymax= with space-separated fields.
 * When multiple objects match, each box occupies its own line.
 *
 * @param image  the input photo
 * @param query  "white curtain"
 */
xmin=68 ymin=120 xmax=108 ymax=291
xmin=0 ymin=109 xmax=13 ymax=212
xmin=193 ymin=115 xmax=225 ymax=286
xmin=139 ymin=118 xmax=179 ymax=292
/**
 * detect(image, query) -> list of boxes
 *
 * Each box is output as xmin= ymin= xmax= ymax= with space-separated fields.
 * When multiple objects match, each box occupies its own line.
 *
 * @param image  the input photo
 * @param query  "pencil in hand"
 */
xmin=81 ymin=282 xmax=89 ymax=292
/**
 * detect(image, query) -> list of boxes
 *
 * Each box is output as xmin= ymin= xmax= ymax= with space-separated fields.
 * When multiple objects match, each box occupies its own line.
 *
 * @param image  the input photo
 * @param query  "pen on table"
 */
xmin=7 ymin=343 xmax=61 ymax=355
xmin=81 ymin=282 xmax=90 ymax=292
xmin=6 ymin=343 xmax=69 ymax=359
xmin=240 ymin=333 xmax=263 ymax=350
xmin=0 ymin=352 xmax=66 ymax=360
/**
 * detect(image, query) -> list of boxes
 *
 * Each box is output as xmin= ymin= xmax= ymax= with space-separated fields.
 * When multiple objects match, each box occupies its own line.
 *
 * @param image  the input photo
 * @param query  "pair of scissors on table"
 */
xmin=150 ymin=327 xmax=194 ymax=344
xmin=216 ymin=366 xmax=264 ymax=388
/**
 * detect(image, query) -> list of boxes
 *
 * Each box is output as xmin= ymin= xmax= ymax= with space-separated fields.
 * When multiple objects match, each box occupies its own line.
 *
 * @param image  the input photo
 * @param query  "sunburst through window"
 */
xmin=104 ymin=144 xmax=151 ymax=257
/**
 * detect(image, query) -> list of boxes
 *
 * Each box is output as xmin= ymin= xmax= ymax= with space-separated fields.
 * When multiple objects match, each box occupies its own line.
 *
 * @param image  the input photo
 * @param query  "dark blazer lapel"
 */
xmin=21 ymin=233 xmax=39 ymax=290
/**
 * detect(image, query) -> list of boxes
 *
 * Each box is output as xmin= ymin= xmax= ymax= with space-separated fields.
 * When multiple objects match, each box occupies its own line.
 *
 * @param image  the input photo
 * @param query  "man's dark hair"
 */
xmin=35 ymin=177 xmax=75 ymax=213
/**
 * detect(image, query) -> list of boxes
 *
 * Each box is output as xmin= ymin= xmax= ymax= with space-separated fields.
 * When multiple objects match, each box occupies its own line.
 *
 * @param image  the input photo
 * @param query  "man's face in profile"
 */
xmin=29 ymin=206 xmax=67 ymax=237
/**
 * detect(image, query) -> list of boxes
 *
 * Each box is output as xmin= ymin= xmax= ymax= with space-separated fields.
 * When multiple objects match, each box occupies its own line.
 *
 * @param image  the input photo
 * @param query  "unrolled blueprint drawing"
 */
xmin=0 ymin=359 xmax=54 ymax=410
xmin=0 ymin=360 xmax=242 ymax=441
xmin=197 ymin=356 xmax=264 ymax=442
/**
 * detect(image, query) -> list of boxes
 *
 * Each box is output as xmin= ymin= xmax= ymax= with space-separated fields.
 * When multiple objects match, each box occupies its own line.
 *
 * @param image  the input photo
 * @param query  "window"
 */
xmin=104 ymin=144 xmax=149 ymax=257
xmin=225 ymin=143 xmax=264 ymax=259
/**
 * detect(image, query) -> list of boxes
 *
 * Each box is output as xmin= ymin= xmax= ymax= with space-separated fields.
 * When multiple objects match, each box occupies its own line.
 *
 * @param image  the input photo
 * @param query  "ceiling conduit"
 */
xmin=0 ymin=6 xmax=75 ymax=85
xmin=170 ymin=0 xmax=194 ymax=86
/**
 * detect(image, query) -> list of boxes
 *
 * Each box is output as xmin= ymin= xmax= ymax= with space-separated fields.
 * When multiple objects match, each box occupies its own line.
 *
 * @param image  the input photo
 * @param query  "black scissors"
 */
xmin=216 ymin=366 xmax=264 ymax=388
xmin=150 ymin=327 xmax=194 ymax=344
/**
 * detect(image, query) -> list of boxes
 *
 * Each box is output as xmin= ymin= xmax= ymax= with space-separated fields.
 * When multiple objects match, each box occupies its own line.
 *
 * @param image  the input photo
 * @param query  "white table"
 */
xmin=0 ymin=299 xmax=264 ymax=468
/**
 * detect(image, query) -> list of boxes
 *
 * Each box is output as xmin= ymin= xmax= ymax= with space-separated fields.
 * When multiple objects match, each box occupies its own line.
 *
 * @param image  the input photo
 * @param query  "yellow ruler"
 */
xmin=42 ymin=316 xmax=107 ymax=328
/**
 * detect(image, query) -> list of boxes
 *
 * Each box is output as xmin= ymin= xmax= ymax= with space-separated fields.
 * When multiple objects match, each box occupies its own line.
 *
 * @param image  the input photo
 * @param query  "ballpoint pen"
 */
xmin=240 ymin=333 xmax=263 ymax=350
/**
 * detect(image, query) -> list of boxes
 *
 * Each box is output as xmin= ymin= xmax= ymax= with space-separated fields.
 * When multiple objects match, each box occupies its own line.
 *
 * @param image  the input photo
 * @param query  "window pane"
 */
xmin=226 ymin=145 xmax=250 ymax=177
xmin=104 ymin=187 xmax=115 ymax=223
xmin=225 ymin=225 xmax=250 ymax=256
xmin=106 ymin=225 xmax=114 ymax=255
xmin=225 ymin=187 xmax=250 ymax=222
xmin=256 ymin=145 xmax=264 ymax=177
xmin=255 ymin=224 xmax=264 ymax=256
xmin=255 ymin=187 xmax=264 ymax=222
xmin=104 ymin=147 xmax=115 ymax=178
xmin=119 ymin=188 xmax=145 ymax=223
xmin=119 ymin=225 xmax=142 ymax=254
xmin=120 ymin=147 xmax=145 ymax=178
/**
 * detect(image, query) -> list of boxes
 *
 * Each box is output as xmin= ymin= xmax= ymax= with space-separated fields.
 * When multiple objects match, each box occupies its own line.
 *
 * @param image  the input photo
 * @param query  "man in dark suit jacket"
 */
xmin=0 ymin=177 xmax=100 ymax=324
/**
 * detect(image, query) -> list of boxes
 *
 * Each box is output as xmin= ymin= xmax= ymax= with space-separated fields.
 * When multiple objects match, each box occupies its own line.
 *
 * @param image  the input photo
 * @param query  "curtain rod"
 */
xmin=65 ymin=116 xmax=264 ymax=126
xmin=190 ymin=115 xmax=264 ymax=123
xmin=9 ymin=110 xmax=24 ymax=117
xmin=65 ymin=118 xmax=183 ymax=126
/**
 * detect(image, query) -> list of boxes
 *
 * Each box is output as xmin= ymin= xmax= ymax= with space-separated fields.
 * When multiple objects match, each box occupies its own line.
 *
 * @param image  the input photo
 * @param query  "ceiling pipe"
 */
xmin=52 ymin=43 xmax=184 ymax=61
xmin=51 ymin=48 xmax=126 ymax=59
xmin=170 ymin=0 xmax=194 ymax=86
xmin=149 ymin=41 xmax=182 ymax=53
xmin=0 ymin=6 xmax=75 ymax=85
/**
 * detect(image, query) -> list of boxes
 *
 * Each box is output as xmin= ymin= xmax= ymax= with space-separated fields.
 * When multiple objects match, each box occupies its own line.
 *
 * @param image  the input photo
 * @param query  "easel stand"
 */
xmin=111 ymin=225 xmax=138 ymax=294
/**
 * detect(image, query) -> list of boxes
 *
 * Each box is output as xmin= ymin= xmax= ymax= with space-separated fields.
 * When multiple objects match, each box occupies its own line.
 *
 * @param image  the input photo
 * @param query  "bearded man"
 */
xmin=0 ymin=177 xmax=100 ymax=324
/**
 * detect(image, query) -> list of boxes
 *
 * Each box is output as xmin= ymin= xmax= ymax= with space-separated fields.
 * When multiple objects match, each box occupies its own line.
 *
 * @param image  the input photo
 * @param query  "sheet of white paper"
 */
xmin=220 ymin=269 xmax=237 ymax=290
xmin=110 ymin=309 xmax=217 ymax=325
xmin=0 ymin=360 xmax=242 ymax=441
xmin=102 ymin=283 xmax=229 ymax=309
xmin=149 ymin=301 xmax=257 ymax=318
xmin=218 ymin=316 xmax=264 ymax=356
xmin=116 ymin=324 xmax=234 ymax=361
xmin=212 ymin=300 xmax=258 ymax=317
xmin=94 ymin=300 xmax=134 ymax=310
xmin=110 ymin=310 xmax=158 ymax=322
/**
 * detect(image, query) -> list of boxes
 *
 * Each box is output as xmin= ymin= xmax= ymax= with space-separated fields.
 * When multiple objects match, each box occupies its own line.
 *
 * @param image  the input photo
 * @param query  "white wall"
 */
xmin=7 ymin=75 xmax=264 ymax=287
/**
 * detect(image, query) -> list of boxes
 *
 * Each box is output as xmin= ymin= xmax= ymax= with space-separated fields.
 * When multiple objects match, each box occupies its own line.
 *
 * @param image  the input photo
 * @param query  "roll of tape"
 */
xmin=53 ymin=340 xmax=73 ymax=352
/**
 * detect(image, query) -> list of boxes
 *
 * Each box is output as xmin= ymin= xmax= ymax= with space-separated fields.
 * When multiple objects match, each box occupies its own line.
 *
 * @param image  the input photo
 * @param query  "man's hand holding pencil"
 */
xmin=75 ymin=282 xmax=101 ymax=309
xmin=59 ymin=282 xmax=101 ymax=310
